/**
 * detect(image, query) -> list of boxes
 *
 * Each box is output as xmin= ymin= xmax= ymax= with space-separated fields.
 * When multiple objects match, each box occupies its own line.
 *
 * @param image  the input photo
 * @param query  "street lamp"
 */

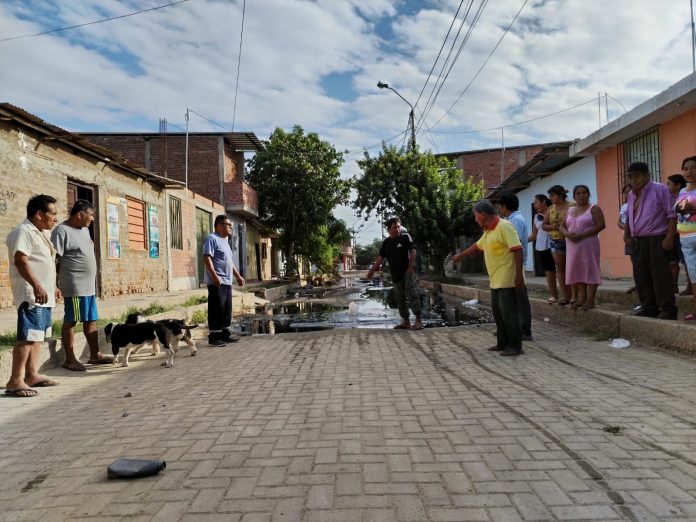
xmin=377 ymin=81 xmax=416 ymax=151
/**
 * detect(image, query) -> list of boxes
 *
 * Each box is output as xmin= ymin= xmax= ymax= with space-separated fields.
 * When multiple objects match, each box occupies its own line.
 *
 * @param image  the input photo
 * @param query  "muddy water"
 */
xmin=237 ymin=277 xmax=493 ymax=335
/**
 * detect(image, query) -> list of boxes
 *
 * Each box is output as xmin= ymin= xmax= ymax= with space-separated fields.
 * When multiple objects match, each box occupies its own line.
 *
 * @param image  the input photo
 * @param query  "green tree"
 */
xmin=297 ymin=217 xmax=352 ymax=274
xmin=247 ymin=126 xmax=351 ymax=276
xmin=353 ymin=145 xmax=484 ymax=277
xmin=354 ymin=238 xmax=383 ymax=268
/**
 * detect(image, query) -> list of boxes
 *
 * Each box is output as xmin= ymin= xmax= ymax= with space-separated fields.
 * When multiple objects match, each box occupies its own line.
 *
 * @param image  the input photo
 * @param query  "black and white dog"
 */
xmin=104 ymin=316 xmax=198 ymax=368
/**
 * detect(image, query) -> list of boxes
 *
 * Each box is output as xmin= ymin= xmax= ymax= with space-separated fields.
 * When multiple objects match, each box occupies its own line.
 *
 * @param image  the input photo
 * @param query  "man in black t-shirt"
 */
xmin=367 ymin=217 xmax=423 ymax=329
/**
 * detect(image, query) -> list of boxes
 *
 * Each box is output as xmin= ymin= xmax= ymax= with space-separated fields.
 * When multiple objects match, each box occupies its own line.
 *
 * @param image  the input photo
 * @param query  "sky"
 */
xmin=1 ymin=0 xmax=694 ymax=244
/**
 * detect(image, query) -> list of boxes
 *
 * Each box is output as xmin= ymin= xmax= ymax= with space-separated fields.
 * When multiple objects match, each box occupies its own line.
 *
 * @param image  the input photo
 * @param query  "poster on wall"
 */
xmin=148 ymin=205 xmax=160 ymax=258
xmin=106 ymin=201 xmax=120 ymax=259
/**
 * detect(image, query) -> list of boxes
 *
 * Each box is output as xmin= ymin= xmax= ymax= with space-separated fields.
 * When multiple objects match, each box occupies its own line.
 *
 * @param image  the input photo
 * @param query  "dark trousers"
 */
xmin=393 ymin=272 xmax=422 ymax=321
xmin=208 ymin=284 xmax=232 ymax=341
xmin=517 ymin=286 xmax=532 ymax=337
xmin=491 ymin=287 xmax=522 ymax=351
xmin=630 ymin=235 xmax=676 ymax=315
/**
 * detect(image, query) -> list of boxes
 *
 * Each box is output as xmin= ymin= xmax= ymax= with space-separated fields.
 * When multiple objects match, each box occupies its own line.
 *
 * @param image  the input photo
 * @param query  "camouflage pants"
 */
xmin=393 ymin=272 xmax=422 ymax=321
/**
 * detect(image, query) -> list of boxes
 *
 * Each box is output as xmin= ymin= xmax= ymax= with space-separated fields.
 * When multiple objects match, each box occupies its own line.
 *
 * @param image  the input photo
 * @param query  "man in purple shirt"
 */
xmin=623 ymin=162 xmax=677 ymax=319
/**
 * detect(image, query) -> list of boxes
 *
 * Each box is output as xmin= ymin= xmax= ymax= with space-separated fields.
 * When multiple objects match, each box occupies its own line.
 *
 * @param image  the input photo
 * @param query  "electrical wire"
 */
xmin=344 ymin=130 xmax=409 ymax=157
xmin=187 ymin=109 xmax=233 ymax=131
xmin=428 ymin=96 xmax=597 ymax=134
xmin=0 ymin=0 xmax=193 ymax=43
xmin=417 ymin=0 xmax=476 ymax=129
xmin=231 ymin=0 xmax=246 ymax=131
xmin=427 ymin=0 xmax=528 ymax=131
xmin=417 ymin=0 xmax=490 ymax=134
xmin=413 ymin=0 xmax=467 ymax=112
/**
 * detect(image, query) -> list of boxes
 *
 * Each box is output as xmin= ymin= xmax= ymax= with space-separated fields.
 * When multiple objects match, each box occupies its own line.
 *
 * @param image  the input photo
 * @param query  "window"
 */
xmin=617 ymin=126 xmax=660 ymax=203
xmin=169 ymin=196 xmax=183 ymax=250
xmin=126 ymin=197 xmax=146 ymax=250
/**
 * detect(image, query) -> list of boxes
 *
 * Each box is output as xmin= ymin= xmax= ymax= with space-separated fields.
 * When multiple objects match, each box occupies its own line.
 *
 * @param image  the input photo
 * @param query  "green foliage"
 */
xmin=182 ymin=295 xmax=208 ymax=307
xmin=355 ymin=238 xmax=383 ymax=268
xmin=191 ymin=309 xmax=208 ymax=325
xmin=247 ymin=126 xmax=351 ymax=275
xmin=298 ymin=216 xmax=352 ymax=273
xmin=353 ymin=145 xmax=484 ymax=275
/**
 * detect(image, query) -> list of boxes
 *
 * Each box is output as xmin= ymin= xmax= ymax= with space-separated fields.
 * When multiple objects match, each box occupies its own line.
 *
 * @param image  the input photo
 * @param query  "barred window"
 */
xmin=169 ymin=196 xmax=183 ymax=250
xmin=126 ymin=197 xmax=146 ymax=250
xmin=617 ymin=126 xmax=660 ymax=203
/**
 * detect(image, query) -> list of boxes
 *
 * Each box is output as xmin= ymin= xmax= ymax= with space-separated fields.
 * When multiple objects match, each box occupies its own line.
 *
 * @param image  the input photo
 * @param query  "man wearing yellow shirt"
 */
xmin=452 ymin=200 xmax=525 ymax=356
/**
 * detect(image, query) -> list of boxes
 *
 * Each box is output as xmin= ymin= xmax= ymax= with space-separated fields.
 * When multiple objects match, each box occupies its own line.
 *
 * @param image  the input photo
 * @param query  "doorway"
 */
xmin=67 ymin=181 xmax=101 ymax=294
xmin=195 ymin=208 xmax=212 ymax=286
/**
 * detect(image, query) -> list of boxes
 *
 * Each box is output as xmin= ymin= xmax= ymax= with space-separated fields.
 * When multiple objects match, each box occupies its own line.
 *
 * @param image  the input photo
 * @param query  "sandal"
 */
xmin=546 ymin=297 xmax=559 ymax=304
xmin=557 ymin=300 xmax=570 ymax=306
xmin=685 ymin=313 xmax=696 ymax=321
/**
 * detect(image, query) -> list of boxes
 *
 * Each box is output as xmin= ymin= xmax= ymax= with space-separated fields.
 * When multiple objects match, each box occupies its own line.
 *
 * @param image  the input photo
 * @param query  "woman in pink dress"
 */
xmin=560 ymin=185 xmax=606 ymax=310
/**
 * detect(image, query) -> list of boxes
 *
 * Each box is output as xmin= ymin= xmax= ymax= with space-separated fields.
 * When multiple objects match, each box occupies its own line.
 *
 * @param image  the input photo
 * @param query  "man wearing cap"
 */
xmin=623 ymin=162 xmax=678 ymax=319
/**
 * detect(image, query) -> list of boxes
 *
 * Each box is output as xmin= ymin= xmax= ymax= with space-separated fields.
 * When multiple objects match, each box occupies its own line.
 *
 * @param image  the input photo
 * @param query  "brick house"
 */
xmin=80 ymin=131 xmax=277 ymax=281
xmin=0 ymin=103 xmax=224 ymax=308
xmin=438 ymin=143 xmax=548 ymax=193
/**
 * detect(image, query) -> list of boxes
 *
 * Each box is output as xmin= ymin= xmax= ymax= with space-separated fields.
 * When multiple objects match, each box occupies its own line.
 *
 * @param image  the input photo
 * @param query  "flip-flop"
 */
xmin=685 ymin=313 xmax=696 ymax=321
xmin=62 ymin=361 xmax=86 ymax=371
xmin=393 ymin=324 xmax=411 ymax=330
xmin=546 ymin=297 xmax=559 ymax=304
xmin=411 ymin=325 xmax=424 ymax=330
xmin=5 ymin=388 xmax=38 ymax=398
xmin=30 ymin=379 xmax=58 ymax=387
xmin=557 ymin=300 xmax=570 ymax=306
xmin=87 ymin=356 xmax=115 ymax=365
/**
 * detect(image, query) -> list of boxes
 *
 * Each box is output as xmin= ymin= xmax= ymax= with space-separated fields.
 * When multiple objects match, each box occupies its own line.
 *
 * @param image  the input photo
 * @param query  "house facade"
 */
xmin=80 ymin=131 xmax=279 ymax=281
xmin=0 ymin=103 xmax=224 ymax=308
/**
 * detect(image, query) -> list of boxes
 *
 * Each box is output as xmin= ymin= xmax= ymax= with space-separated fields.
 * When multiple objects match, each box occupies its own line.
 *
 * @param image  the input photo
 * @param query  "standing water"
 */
xmin=237 ymin=276 xmax=491 ymax=335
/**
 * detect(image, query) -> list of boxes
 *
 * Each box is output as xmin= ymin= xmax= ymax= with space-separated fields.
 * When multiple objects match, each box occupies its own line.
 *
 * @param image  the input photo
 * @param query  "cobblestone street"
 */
xmin=1 ymin=320 xmax=695 ymax=521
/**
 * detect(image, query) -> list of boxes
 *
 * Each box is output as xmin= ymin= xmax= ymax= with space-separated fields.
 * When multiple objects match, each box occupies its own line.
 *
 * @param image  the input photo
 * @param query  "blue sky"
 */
xmin=1 ymin=0 xmax=694 ymax=242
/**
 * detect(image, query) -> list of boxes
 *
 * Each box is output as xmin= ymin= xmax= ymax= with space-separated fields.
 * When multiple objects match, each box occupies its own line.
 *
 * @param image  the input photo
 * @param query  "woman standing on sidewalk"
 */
xmin=529 ymin=194 xmax=558 ymax=303
xmin=542 ymin=185 xmax=573 ymax=305
xmin=676 ymin=156 xmax=696 ymax=321
xmin=560 ymin=185 xmax=605 ymax=310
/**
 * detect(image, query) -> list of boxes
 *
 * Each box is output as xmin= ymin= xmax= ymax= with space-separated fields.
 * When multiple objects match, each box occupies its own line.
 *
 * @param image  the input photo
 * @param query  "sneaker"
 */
xmin=487 ymin=345 xmax=503 ymax=351
xmin=521 ymin=334 xmax=534 ymax=341
xmin=208 ymin=339 xmax=226 ymax=347
xmin=657 ymin=310 xmax=677 ymax=320
xmin=500 ymin=348 xmax=524 ymax=356
xmin=223 ymin=336 xmax=241 ymax=343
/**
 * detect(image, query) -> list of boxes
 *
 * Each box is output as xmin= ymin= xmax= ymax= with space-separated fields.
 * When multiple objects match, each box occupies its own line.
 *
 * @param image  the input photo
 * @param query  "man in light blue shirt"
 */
xmin=500 ymin=193 xmax=533 ymax=341
xmin=203 ymin=215 xmax=245 ymax=346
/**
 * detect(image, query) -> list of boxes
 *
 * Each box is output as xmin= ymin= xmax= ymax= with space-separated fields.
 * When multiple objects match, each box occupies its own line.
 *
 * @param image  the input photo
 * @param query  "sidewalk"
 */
xmin=0 ymin=319 xmax=695 ymax=520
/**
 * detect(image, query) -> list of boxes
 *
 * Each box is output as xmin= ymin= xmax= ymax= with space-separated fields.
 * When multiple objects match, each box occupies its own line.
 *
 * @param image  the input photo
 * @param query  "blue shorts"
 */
xmin=17 ymin=302 xmax=52 ymax=342
xmin=550 ymin=239 xmax=566 ymax=254
xmin=64 ymin=296 xmax=99 ymax=323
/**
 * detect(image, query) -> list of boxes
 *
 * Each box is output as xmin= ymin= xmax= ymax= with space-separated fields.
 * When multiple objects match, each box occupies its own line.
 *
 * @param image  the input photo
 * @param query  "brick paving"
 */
xmin=1 ymin=320 xmax=695 ymax=521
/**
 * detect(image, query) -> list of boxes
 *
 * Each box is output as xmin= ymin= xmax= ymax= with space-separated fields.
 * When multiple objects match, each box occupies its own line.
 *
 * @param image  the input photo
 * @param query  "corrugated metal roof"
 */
xmin=487 ymin=142 xmax=579 ymax=200
xmin=0 ymin=103 xmax=185 ymax=188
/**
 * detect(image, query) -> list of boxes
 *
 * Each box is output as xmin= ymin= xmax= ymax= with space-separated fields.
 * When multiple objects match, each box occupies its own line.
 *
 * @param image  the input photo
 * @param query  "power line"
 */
xmin=231 ymin=0 xmax=247 ymax=131
xmin=413 ymin=0 xmax=467 ymax=112
xmin=0 ymin=0 xmax=193 ymax=43
xmin=417 ymin=0 xmax=477 ymax=129
xmin=188 ymin=109 xmax=233 ymax=131
xmin=344 ymin=130 xmax=408 ymax=157
xmin=429 ymin=96 xmax=597 ymax=134
xmin=417 ymin=0 xmax=490 ymax=134
xmin=427 ymin=0 xmax=528 ymax=131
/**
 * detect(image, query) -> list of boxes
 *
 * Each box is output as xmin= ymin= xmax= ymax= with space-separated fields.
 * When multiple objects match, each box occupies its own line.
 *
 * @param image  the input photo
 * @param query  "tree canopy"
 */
xmin=353 ymin=145 xmax=484 ymax=276
xmin=246 ymin=126 xmax=351 ymax=275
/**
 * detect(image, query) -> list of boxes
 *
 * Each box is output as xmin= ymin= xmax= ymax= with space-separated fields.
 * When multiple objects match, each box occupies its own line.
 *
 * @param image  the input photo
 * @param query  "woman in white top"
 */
xmin=529 ymin=194 xmax=558 ymax=303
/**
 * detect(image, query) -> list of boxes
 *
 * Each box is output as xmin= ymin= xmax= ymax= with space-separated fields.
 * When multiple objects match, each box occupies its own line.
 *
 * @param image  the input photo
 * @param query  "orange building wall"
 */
xmin=594 ymin=107 xmax=696 ymax=278
xmin=659 ymin=111 xmax=696 ymax=179
xmin=595 ymin=147 xmax=632 ymax=277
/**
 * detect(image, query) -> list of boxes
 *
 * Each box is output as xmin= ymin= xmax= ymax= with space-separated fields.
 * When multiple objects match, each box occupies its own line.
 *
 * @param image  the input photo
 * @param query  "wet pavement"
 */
xmin=1 ymin=315 xmax=695 ymax=521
